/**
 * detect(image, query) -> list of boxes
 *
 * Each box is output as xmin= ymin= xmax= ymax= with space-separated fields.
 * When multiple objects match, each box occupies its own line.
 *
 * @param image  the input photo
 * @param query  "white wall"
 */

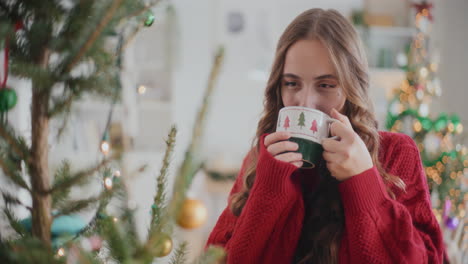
xmin=433 ymin=0 xmax=468 ymax=125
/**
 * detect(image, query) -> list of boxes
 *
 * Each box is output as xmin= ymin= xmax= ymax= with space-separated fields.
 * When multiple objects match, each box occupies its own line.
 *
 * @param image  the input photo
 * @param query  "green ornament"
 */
xmin=434 ymin=113 xmax=448 ymax=131
xmin=450 ymin=114 xmax=460 ymax=126
xmin=144 ymin=12 xmax=155 ymax=27
xmin=0 ymin=87 xmax=17 ymax=112
xmin=420 ymin=117 xmax=433 ymax=131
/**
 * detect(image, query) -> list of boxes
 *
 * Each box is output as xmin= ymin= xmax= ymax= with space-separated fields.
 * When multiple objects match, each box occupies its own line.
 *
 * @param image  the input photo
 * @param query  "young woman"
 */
xmin=206 ymin=8 xmax=445 ymax=264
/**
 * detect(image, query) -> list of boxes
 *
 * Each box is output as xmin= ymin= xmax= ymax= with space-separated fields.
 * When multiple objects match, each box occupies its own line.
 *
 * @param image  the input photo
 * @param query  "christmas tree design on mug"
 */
xmin=276 ymin=107 xmax=337 ymax=168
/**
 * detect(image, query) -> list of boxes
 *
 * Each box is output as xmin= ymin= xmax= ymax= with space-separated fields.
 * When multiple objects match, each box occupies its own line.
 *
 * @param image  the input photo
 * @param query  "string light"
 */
xmin=113 ymin=217 xmax=118 ymax=222
xmin=456 ymin=123 xmax=463 ymax=134
xmin=100 ymin=140 xmax=110 ymax=155
xmin=420 ymin=67 xmax=429 ymax=78
xmin=57 ymin=248 xmax=65 ymax=257
xmin=413 ymin=121 xmax=422 ymax=132
xmin=447 ymin=123 xmax=455 ymax=133
xmin=114 ymin=170 xmax=121 ymax=177
xmin=104 ymin=177 xmax=113 ymax=190
xmin=137 ymin=85 xmax=147 ymax=95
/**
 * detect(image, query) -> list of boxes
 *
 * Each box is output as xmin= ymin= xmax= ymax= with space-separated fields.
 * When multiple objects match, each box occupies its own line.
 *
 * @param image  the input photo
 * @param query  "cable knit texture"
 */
xmin=206 ymin=131 xmax=445 ymax=264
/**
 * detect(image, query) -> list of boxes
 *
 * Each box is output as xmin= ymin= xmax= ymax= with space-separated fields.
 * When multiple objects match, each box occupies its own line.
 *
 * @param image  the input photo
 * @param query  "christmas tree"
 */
xmin=310 ymin=120 xmax=317 ymax=134
xmin=0 ymin=1 xmax=225 ymax=263
xmin=298 ymin=112 xmax=306 ymax=129
xmin=385 ymin=1 xmax=467 ymax=261
xmin=283 ymin=116 xmax=290 ymax=130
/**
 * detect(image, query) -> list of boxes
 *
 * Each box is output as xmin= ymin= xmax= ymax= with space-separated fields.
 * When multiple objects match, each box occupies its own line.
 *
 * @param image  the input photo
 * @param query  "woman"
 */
xmin=206 ymin=8 xmax=445 ymax=264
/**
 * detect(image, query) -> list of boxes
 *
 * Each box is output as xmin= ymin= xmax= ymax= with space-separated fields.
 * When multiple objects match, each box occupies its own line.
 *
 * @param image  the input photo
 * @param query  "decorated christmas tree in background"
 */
xmin=385 ymin=1 xmax=467 ymax=261
xmin=0 ymin=1 xmax=225 ymax=263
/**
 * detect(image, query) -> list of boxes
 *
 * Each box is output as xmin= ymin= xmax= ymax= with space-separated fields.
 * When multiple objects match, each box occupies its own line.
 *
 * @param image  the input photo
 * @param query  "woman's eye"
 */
xmin=318 ymin=83 xmax=336 ymax=88
xmin=284 ymin=81 xmax=298 ymax=87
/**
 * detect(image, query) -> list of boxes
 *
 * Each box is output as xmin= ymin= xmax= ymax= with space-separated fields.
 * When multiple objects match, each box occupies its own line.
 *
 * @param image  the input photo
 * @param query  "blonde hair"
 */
xmin=230 ymin=8 xmax=405 ymax=263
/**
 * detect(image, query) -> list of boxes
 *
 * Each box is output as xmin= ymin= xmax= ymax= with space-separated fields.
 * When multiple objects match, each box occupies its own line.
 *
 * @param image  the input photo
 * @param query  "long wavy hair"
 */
xmin=229 ymin=8 xmax=406 ymax=263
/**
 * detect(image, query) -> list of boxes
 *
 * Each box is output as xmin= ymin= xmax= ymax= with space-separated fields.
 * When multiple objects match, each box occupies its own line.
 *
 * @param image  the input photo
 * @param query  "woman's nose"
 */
xmin=297 ymin=88 xmax=318 ymax=109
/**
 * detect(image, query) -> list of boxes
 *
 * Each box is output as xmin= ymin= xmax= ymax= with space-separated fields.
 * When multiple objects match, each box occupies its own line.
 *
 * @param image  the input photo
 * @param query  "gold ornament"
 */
xmin=154 ymin=234 xmax=173 ymax=257
xmin=177 ymin=199 xmax=208 ymax=229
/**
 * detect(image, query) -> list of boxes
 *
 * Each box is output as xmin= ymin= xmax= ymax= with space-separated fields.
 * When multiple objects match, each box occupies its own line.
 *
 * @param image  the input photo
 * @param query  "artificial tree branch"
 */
xmin=0 ymin=159 xmax=30 ymax=191
xmin=64 ymin=0 xmax=125 ymax=73
xmin=48 ymin=158 xmax=110 ymax=194
xmin=0 ymin=125 xmax=30 ymax=163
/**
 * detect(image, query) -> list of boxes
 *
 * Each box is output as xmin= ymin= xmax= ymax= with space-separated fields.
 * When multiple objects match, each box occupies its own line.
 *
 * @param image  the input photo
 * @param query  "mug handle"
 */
xmin=326 ymin=118 xmax=341 ymax=141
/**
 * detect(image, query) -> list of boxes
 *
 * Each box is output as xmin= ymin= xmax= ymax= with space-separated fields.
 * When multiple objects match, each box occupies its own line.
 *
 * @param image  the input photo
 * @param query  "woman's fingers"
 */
xmin=264 ymin=131 xmax=290 ymax=147
xmin=267 ymin=140 xmax=299 ymax=156
xmin=276 ymin=152 xmax=303 ymax=164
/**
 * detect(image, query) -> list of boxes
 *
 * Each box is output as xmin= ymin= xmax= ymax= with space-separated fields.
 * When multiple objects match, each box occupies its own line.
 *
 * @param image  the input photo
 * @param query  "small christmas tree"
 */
xmin=283 ymin=116 xmax=290 ymax=130
xmin=0 ymin=1 xmax=225 ymax=263
xmin=310 ymin=120 xmax=318 ymax=134
xmin=298 ymin=112 xmax=306 ymax=129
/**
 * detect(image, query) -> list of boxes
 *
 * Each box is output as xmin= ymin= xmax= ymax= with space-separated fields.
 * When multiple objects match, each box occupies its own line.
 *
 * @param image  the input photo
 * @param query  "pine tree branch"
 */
xmin=0 ymin=158 xmax=30 ymax=191
xmin=64 ymin=0 xmax=125 ymax=73
xmin=2 ymin=191 xmax=32 ymax=211
xmin=49 ymin=158 xmax=110 ymax=194
xmin=3 ymin=207 xmax=27 ymax=236
xmin=48 ymin=93 xmax=75 ymax=118
xmin=120 ymin=0 xmax=163 ymax=24
xmin=168 ymin=46 xmax=224 ymax=218
xmin=53 ymin=193 xmax=107 ymax=218
xmin=169 ymin=241 xmax=188 ymax=264
xmin=192 ymin=246 xmax=226 ymax=264
xmin=150 ymin=126 xmax=176 ymax=230
xmin=0 ymin=125 xmax=30 ymax=163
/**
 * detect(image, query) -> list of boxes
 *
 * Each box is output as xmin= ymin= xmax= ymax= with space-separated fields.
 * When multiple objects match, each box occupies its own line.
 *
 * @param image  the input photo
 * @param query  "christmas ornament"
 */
xmin=81 ymin=235 xmax=103 ymax=252
xmin=418 ymin=104 xmax=429 ymax=117
xmin=434 ymin=114 xmax=448 ymax=132
xmin=0 ymin=87 xmax=17 ymax=112
xmin=144 ymin=11 xmax=155 ymax=27
xmin=445 ymin=217 xmax=459 ymax=230
xmin=153 ymin=233 xmax=173 ymax=257
xmin=176 ymin=198 xmax=207 ymax=229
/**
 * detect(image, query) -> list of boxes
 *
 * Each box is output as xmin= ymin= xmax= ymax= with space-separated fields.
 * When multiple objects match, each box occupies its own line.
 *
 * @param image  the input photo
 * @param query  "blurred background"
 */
xmin=2 ymin=0 xmax=467 ymax=262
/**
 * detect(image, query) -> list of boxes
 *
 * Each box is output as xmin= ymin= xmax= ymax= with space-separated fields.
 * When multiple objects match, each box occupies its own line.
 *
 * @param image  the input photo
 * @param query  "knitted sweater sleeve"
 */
xmin=338 ymin=133 xmax=445 ymax=264
xmin=206 ymin=133 xmax=305 ymax=263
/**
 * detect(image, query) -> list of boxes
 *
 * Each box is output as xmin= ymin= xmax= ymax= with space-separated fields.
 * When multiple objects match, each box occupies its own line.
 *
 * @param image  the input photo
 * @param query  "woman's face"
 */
xmin=281 ymin=39 xmax=346 ymax=115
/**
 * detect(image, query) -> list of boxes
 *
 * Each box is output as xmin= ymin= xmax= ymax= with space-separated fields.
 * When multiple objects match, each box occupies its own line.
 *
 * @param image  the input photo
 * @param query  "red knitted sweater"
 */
xmin=206 ymin=131 xmax=445 ymax=263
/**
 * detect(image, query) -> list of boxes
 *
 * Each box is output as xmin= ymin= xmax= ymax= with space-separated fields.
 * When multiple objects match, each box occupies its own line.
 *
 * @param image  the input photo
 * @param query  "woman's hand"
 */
xmin=264 ymin=131 xmax=303 ymax=168
xmin=321 ymin=109 xmax=373 ymax=181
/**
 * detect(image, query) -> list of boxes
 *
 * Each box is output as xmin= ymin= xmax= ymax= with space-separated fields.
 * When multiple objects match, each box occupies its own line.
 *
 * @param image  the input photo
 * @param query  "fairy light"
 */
xmin=100 ymin=140 xmax=110 ymax=155
xmin=104 ymin=177 xmax=113 ymax=190
xmin=413 ymin=121 xmax=422 ymax=132
xmin=448 ymin=123 xmax=455 ymax=133
xmin=113 ymin=217 xmax=118 ymax=222
xmin=114 ymin=170 xmax=121 ymax=177
xmin=57 ymin=248 xmax=65 ymax=257
xmin=420 ymin=67 xmax=429 ymax=78
xmin=137 ymin=85 xmax=147 ymax=95
xmin=456 ymin=123 xmax=463 ymax=134
xmin=442 ymin=156 xmax=449 ymax=164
